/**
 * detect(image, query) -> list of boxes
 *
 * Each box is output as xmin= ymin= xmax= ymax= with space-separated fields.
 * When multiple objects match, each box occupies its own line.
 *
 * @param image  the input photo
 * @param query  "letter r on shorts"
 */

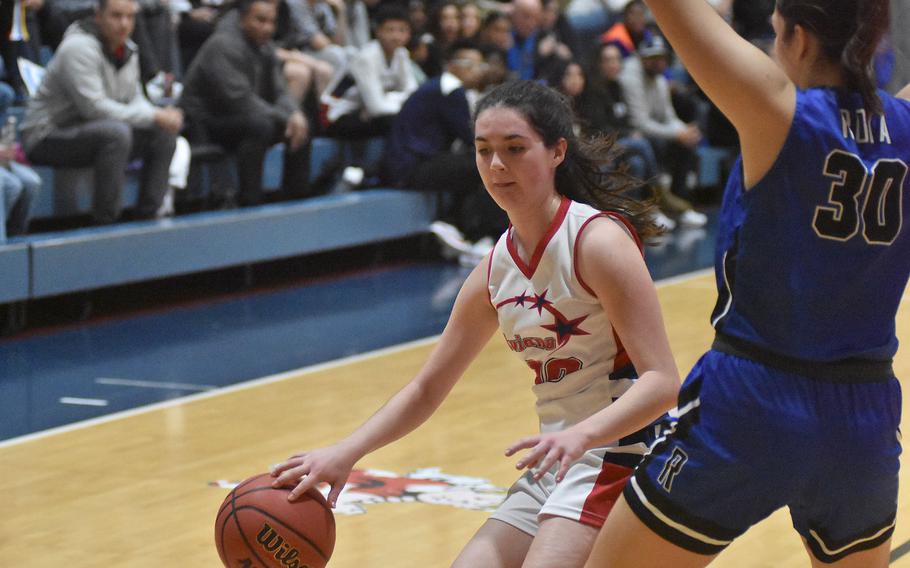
xmin=657 ymin=447 xmax=689 ymax=492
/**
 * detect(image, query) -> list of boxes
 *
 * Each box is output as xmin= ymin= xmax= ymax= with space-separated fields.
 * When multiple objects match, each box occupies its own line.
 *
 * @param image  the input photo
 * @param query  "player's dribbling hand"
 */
xmin=505 ymin=428 xmax=589 ymax=483
xmin=270 ymin=445 xmax=357 ymax=507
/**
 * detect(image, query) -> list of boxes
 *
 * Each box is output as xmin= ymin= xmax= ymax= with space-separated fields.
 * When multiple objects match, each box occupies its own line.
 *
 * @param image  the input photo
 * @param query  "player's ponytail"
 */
xmin=474 ymin=80 xmax=660 ymax=241
xmin=841 ymin=0 xmax=888 ymax=114
xmin=777 ymin=0 xmax=888 ymax=114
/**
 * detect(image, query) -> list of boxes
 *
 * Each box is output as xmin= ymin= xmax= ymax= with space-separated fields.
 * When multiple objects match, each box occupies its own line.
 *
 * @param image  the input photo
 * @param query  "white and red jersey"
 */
xmin=487 ymin=197 xmax=643 ymax=436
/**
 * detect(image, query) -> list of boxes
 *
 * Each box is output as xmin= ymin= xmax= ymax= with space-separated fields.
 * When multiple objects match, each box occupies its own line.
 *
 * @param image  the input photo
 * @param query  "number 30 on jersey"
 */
xmin=813 ymin=149 xmax=907 ymax=245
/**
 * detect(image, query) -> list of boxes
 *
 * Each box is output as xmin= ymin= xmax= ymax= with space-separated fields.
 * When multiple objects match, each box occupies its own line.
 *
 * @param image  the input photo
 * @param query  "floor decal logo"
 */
xmin=210 ymin=468 xmax=507 ymax=515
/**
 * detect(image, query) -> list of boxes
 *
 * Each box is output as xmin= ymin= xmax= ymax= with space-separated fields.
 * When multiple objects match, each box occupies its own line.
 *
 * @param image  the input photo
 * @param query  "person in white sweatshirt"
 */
xmin=320 ymin=4 xmax=418 ymax=138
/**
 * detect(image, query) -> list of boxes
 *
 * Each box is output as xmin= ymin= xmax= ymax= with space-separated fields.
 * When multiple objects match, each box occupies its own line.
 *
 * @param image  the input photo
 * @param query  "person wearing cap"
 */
xmin=619 ymin=34 xmax=707 ymax=227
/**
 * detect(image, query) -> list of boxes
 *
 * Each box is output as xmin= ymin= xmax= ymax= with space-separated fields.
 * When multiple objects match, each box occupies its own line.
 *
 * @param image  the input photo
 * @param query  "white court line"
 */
xmin=95 ymin=377 xmax=216 ymax=392
xmin=59 ymin=397 xmax=109 ymax=407
xmin=0 ymin=269 xmax=715 ymax=450
xmin=0 ymin=336 xmax=440 ymax=449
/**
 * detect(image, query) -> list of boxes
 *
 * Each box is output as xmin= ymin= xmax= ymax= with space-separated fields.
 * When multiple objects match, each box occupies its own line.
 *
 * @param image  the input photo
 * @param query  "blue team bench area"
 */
xmin=0 ymin=136 xmax=437 ymax=305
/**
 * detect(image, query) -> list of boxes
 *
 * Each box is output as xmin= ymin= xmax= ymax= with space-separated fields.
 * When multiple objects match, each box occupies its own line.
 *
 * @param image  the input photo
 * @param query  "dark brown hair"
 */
xmin=474 ymin=80 xmax=659 ymax=241
xmin=776 ymin=0 xmax=889 ymax=113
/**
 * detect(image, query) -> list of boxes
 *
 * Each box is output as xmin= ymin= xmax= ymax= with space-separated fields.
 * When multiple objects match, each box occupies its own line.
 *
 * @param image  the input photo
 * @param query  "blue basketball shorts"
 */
xmin=625 ymin=349 xmax=902 ymax=563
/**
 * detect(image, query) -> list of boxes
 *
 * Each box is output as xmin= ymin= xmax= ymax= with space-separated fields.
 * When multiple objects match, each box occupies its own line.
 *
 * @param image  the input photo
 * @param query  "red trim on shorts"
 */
xmin=579 ymin=461 xmax=634 ymax=527
xmin=507 ymin=196 xmax=571 ymax=279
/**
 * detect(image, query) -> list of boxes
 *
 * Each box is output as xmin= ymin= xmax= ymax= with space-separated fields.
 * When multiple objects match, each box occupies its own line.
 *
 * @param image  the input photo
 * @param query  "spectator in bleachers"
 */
xmin=180 ymin=0 xmax=311 ymax=207
xmin=418 ymin=1 xmax=461 ymax=77
xmin=600 ymin=0 xmax=650 ymax=58
xmin=619 ymin=35 xmax=706 ymax=227
xmin=40 ymin=0 xmax=178 ymax=93
xmin=507 ymin=0 xmax=570 ymax=81
xmin=282 ymin=0 xmax=349 ymax=70
xmin=406 ymin=0 xmax=431 ymax=78
xmin=172 ymin=0 xmax=231 ymax=69
xmin=320 ymin=5 xmax=417 ymax=138
xmin=579 ymin=44 xmax=633 ymax=138
xmin=21 ymin=0 xmax=182 ymax=224
xmin=540 ymin=0 xmax=579 ymax=60
xmin=579 ymin=42 xmax=675 ymax=228
xmin=212 ymin=0 xmax=334 ymax=117
xmin=507 ymin=0 xmax=541 ymax=80
xmin=460 ymin=2 xmax=481 ymax=40
xmin=476 ymin=11 xmax=511 ymax=84
xmin=546 ymin=58 xmax=584 ymax=110
xmin=407 ymin=0 xmax=427 ymax=36
xmin=0 ymin=130 xmax=40 ymax=236
xmin=478 ymin=11 xmax=511 ymax=53
xmin=381 ymin=40 xmax=505 ymax=263
xmin=0 ymin=78 xmax=39 ymax=235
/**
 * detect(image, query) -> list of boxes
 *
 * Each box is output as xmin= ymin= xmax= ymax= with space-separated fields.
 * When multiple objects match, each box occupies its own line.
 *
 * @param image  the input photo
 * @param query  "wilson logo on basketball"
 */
xmin=256 ymin=523 xmax=310 ymax=568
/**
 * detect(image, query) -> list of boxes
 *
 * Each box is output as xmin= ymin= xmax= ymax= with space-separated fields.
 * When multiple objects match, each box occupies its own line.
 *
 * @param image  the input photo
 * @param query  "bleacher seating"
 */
xmin=0 ymin=242 xmax=28 ymax=302
xmin=17 ymin=189 xmax=436 ymax=298
xmin=0 ymin=136 xmax=437 ymax=305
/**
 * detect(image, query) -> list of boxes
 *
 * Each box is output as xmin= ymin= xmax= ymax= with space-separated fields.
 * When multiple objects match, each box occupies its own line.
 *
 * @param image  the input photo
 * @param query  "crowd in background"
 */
xmin=0 ymin=0 xmax=905 ymax=254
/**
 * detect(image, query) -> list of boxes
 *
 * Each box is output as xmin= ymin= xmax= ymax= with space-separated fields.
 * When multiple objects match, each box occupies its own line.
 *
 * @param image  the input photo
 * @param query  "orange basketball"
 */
xmin=215 ymin=472 xmax=336 ymax=568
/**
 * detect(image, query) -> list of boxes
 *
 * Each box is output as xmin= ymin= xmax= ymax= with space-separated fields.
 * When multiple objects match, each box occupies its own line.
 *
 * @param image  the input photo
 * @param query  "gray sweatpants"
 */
xmin=27 ymin=118 xmax=176 ymax=224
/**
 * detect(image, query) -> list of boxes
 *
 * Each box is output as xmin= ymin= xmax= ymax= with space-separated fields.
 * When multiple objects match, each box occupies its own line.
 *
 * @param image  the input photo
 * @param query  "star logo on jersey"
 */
xmin=496 ymin=290 xmax=531 ymax=309
xmin=541 ymin=312 xmax=590 ymax=346
xmin=529 ymin=290 xmax=552 ymax=315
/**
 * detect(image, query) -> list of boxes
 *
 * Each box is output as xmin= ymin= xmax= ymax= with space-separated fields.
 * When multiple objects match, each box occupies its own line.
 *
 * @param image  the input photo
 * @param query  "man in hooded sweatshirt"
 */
xmin=21 ymin=0 xmax=183 ymax=224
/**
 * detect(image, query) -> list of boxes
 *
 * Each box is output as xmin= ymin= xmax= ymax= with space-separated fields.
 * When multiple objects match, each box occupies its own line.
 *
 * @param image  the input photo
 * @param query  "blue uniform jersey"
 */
xmin=712 ymin=87 xmax=910 ymax=365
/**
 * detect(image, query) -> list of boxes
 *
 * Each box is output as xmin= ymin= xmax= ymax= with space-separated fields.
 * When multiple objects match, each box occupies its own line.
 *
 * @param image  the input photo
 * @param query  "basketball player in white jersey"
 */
xmin=271 ymin=80 xmax=681 ymax=567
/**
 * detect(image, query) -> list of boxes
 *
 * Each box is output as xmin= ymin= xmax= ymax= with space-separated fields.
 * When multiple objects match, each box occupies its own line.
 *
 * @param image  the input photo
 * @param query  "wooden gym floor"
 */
xmin=2 ymin=270 xmax=909 ymax=567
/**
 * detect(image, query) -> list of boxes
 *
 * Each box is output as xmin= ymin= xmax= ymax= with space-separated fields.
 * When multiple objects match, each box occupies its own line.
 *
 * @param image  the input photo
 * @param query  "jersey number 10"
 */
xmin=813 ymin=150 xmax=907 ymax=245
xmin=527 ymin=357 xmax=583 ymax=385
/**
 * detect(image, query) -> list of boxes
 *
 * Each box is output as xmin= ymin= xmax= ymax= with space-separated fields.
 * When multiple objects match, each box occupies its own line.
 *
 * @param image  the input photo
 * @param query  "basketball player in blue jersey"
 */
xmin=581 ymin=0 xmax=910 ymax=566
xmin=271 ymin=80 xmax=682 ymax=567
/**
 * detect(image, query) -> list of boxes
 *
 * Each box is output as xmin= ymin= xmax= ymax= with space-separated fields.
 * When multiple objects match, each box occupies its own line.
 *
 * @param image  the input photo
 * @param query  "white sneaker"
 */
xmin=653 ymin=210 xmax=676 ymax=231
xmin=675 ymin=227 xmax=708 ymax=252
xmin=430 ymin=220 xmax=474 ymax=259
xmin=678 ymin=209 xmax=708 ymax=227
xmin=155 ymin=187 xmax=175 ymax=218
